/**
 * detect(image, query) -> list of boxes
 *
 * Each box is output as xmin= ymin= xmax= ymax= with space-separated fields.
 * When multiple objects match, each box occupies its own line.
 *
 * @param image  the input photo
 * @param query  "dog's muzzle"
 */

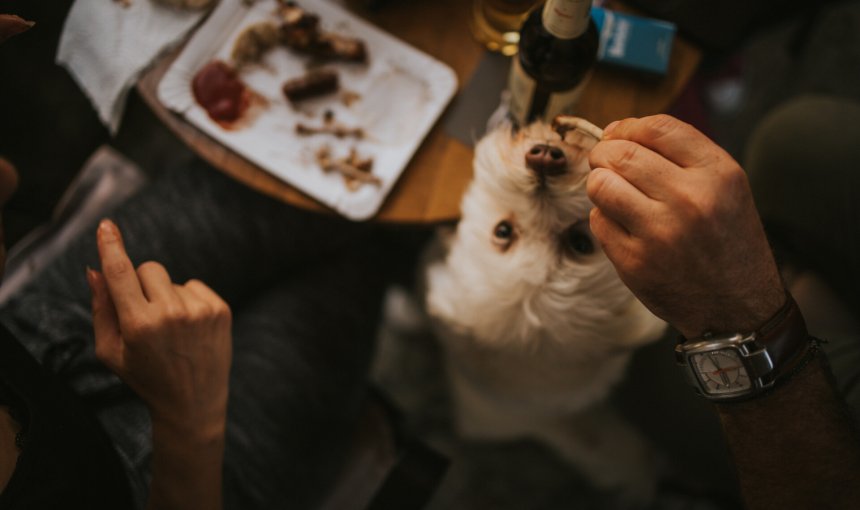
xmin=525 ymin=143 xmax=567 ymax=178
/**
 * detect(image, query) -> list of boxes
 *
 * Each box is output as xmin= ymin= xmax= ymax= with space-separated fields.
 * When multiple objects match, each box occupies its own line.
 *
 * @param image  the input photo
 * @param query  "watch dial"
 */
xmin=691 ymin=350 xmax=751 ymax=395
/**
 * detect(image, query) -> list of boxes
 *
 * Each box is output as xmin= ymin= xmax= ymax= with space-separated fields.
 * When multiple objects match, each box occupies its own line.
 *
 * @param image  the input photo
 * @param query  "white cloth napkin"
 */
xmin=56 ymin=0 xmax=211 ymax=134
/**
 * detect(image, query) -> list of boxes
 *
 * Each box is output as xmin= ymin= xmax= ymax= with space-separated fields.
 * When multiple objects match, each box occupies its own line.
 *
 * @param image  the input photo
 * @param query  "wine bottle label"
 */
xmin=508 ymin=57 xmax=536 ymax=125
xmin=508 ymin=58 xmax=591 ymax=125
xmin=542 ymin=0 xmax=592 ymax=39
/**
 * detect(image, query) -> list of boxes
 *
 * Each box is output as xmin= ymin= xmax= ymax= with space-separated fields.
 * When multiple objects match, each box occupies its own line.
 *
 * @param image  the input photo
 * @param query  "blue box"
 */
xmin=591 ymin=7 xmax=676 ymax=75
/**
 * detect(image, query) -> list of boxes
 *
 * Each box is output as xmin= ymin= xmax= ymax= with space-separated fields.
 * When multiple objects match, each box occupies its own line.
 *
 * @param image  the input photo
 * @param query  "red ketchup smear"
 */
xmin=191 ymin=60 xmax=250 ymax=126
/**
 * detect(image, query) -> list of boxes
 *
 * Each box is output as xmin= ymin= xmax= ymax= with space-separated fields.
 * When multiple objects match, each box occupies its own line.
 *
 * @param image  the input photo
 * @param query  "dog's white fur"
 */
xmin=425 ymin=121 xmax=666 ymax=500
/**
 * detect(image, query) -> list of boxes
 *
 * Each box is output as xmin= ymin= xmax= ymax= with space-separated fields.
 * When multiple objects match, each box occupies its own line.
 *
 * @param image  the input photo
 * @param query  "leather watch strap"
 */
xmin=755 ymin=294 xmax=809 ymax=378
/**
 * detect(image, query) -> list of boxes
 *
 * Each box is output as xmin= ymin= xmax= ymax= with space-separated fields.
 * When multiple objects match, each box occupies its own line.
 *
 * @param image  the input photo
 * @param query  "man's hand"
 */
xmin=87 ymin=219 xmax=232 ymax=438
xmin=586 ymin=114 xmax=785 ymax=339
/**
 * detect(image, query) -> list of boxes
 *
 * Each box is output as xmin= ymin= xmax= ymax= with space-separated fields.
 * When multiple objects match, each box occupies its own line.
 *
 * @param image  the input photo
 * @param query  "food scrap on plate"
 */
xmin=191 ymin=1 xmax=374 ymax=185
xmin=277 ymin=1 xmax=367 ymax=63
xmin=231 ymin=22 xmax=281 ymax=67
xmin=296 ymin=110 xmax=364 ymax=139
xmin=231 ymin=2 xmax=368 ymax=68
xmin=194 ymin=1 xmax=369 ymax=125
xmin=151 ymin=0 xmax=217 ymax=10
xmin=191 ymin=60 xmax=251 ymax=127
xmin=160 ymin=0 xmax=456 ymax=215
xmin=316 ymin=146 xmax=380 ymax=190
xmin=282 ymin=68 xmax=340 ymax=102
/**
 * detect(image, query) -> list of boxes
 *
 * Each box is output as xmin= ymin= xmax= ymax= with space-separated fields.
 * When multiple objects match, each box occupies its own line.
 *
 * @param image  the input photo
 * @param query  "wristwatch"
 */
xmin=675 ymin=294 xmax=814 ymax=402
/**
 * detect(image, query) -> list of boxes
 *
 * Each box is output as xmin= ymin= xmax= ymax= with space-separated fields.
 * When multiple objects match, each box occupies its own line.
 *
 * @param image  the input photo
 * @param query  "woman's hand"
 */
xmin=88 ymin=219 xmax=232 ymax=436
xmin=0 ymin=14 xmax=34 ymax=45
xmin=88 ymin=219 xmax=231 ymax=510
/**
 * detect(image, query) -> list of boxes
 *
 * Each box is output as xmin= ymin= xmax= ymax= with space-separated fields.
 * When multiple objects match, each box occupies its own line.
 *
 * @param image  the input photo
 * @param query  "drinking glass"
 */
xmin=471 ymin=0 xmax=542 ymax=56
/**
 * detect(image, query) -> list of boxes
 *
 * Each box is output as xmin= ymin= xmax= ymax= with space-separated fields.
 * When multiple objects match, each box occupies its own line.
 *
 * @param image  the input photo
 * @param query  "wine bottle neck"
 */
xmin=542 ymin=0 xmax=592 ymax=39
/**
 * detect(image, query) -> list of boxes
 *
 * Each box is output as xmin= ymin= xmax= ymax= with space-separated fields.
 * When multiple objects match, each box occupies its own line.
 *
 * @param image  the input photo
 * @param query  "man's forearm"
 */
xmin=147 ymin=419 xmax=225 ymax=510
xmin=717 ymin=353 xmax=860 ymax=509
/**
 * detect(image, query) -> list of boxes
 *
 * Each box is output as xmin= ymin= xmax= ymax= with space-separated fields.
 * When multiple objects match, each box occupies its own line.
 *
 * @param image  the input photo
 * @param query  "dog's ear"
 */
xmin=489 ymin=113 xmax=518 ymax=136
xmin=423 ymin=228 xmax=469 ymax=332
xmin=483 ymin=91 xmax=517 ymax=136
xmin=425 ymin=260 xmax=467 ymax=333
xmin=419 ymin=225 xmax=457 ymax=266
xmin=436 ymin=224 xmax=457 ymax=252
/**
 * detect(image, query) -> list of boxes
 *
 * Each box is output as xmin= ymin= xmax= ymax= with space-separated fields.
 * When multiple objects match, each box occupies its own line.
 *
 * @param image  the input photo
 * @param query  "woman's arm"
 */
xmin=89 ymin=219 xmax=232 ymax=510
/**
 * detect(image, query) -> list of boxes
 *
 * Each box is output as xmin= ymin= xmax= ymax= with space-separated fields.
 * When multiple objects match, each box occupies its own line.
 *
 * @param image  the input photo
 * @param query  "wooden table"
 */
xmin=137 ymin=0 xmax=701 ymax=224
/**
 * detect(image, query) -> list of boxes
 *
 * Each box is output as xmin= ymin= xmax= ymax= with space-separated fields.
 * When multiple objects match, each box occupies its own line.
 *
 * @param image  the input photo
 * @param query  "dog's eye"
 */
xmin=494 ymin=221 xmax=513 ymax=239
xmin=564 ymin=226 xmax=594 ymax=256
xmin=492 ymin=220 xmax=516 ymax=251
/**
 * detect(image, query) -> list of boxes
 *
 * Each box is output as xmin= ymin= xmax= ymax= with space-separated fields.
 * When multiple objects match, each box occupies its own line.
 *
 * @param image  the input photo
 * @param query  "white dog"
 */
xmin=424 ymin=118 xmax=667 ymax=501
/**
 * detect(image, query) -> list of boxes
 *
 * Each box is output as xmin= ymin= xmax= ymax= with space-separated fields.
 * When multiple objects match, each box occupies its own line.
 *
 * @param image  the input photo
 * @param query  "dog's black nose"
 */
xmin=525 ymin=144 xmax=567 ymax=176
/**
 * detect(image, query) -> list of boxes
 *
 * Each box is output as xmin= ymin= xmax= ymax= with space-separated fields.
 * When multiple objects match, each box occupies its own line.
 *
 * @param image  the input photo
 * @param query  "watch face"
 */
xmin=691 ymin=349 xmax=752 ymax=395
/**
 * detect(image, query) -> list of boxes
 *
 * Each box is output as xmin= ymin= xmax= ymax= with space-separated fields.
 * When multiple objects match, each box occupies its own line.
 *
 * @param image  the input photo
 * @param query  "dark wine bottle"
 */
xmin=507 ymin=0 xmax=598 ymax=125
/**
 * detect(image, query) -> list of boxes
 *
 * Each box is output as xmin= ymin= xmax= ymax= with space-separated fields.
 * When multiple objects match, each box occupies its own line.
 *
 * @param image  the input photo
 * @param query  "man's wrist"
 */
xmin=675 ymin=285 xmax=787 ymax=340
xmin=676 ymin=292 xmax=813 ymax=402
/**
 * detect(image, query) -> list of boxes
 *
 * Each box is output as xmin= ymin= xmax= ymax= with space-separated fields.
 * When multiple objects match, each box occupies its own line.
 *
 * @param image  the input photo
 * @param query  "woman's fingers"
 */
xmin=97 ymin=219 xmax=147 ymax=318
xmin=87 ymin=267 xmax=123 ymax=371
xmin=183 ymin=280 xmax=228 ymax=310
xmin=0 ymin=14 xmax=34 ymax=45
xmin=137 ymin=261 xmax=181 ymax=306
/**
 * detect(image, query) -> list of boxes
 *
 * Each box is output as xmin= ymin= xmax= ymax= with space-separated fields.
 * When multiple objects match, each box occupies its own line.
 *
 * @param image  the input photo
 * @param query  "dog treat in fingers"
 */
xmin=552 ymin=116 xmax=604 ymax=142
xmin=232 ymin=22 xmax=281 ymax=67
xmin=282 ymin=68 xmax=339 ymax=102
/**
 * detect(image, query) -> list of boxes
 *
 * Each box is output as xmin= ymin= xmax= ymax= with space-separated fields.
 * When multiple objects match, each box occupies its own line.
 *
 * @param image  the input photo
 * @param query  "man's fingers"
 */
xmin=604 ymin=115 xmax=726 ymax=169
xmin=589 ymin=139 xmax=681 ymax=200
xmin=87 ymin=267 xmax=123 ymax=371
xmin=586 ymin=167 xmax=656 ymax=235
xmin=589 ymin=207 xmax=632 ymax=257
xmin=137 ymin=261 xmax=180 ymax=305
xmin=97 ymin=219 xmax=147 ymax=316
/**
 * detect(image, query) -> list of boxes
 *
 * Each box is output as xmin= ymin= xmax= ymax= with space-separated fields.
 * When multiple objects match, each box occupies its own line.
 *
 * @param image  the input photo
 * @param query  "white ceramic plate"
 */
xmin=159 ymin=0 xmax=457 ymax=220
